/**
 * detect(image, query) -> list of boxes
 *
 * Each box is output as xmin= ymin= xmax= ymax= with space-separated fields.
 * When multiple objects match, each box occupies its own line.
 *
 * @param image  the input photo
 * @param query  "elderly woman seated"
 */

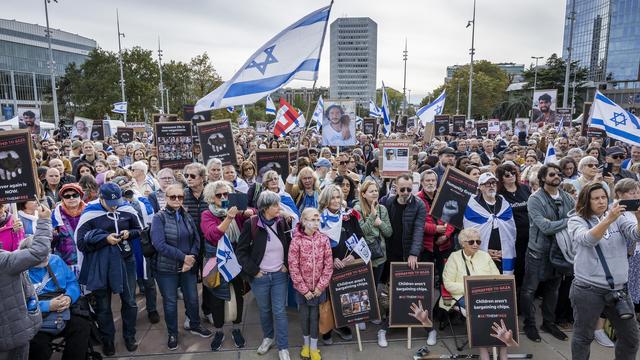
xmin=23 ymin=244 xmax=91 ymax=360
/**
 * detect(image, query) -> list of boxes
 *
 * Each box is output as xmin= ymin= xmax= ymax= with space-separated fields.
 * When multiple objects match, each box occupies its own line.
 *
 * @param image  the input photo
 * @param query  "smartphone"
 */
xmin=619 ymin=199 xmax=640 ymax=211
xmin=602 ymin=163 xmax=614 ymax=177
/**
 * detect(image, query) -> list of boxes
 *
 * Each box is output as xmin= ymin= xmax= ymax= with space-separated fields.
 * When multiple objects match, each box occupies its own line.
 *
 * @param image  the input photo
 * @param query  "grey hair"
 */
xmin=318 ymin=184 xmax=343 ymax=212
xmin=130 ymin=160 xmax=148 ymax=174
xmin=156 ymin=168 xmax=175 ymax=180
xmin=567 ymin=147 xmax=583 ymax=158
xmin=578 ymin=155 xmax=598 ymax=172
xmin=257 ymin=190 xmax=280 ymax=212
xmin=206 ymin=158 xmax=223 ymax=170
xmin=183 ymin=162 xmax=207 ymax=178
xmin=107 ymin=154 xmax=120 ymax=163
xmin=420 ymin=169 xmax=438 ymax=182
xmin=458 ymin=228 xmax=480 ymax=246
xmin=203 ymin=181 xmax=234 ymax=203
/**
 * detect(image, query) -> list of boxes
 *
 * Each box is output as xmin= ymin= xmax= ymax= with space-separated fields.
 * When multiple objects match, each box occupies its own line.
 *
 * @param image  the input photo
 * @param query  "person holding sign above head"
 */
xmin=322 ymin=105 xmax=352 ymax=146
xmin=567 ymin=182 xmax=640 ymax=360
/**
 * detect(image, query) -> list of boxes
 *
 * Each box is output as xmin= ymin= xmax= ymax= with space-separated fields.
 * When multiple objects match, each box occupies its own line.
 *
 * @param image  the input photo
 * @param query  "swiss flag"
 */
xmin=274 ymin=98 xmax=302 ymax=138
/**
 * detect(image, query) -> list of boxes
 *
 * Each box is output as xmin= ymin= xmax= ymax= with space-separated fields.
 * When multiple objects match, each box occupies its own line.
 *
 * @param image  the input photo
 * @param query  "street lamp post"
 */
xmin=466 ymin=0 xmax=476 ymax=119
xmin=116 ymin=9 xmax=127 ymax=121
xmin=157 ymin=37 xmax=165 ymax=114
xmin=531 ymin=56 xmax=543 ymax=121
xmin=402 ymin=38 xmax=408 ymax=116
xmin=43 ymin=0 xmax=60 ymax=128
xmin=563 ymin=0 xmax=576 ymax=109
xmin=456 ymin=80 xmax=461 ymax=115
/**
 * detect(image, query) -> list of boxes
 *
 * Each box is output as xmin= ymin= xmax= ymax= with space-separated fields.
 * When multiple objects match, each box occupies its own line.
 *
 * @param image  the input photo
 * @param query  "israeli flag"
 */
xmin=216 ymin=234 xmax=242 ymax=282
xmin=312 ymin=95 xmax=324 ymax=132
xmin=195 ymin=6 xmax=332 ymax=112
xmin=226 ymin=106 xmax=235 ymax=113
xmin=265 ymin=95 xmax=277 ymax=115
xmin=381 ymin=82 xmax=391 ymax=136
xmin=112 ymin=101 xmax=128 ymax=114
xmin=369 ymin=99 xmax=382 ymax=117
xmin=239 ymin=105 xmax=249 ymax=128
xmin=544 ymin=142 xmax=557 ymax=164
xmin=297 ymin=112 xmax=306 ymax=129
xmin=590 ymin=91 xmax=640 ymax=147
xmin=416 ymin=90 xmax=446 ymax=126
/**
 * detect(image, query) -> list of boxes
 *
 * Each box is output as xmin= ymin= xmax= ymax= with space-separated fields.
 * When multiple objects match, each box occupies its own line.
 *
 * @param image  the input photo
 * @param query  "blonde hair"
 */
xmin=358 ymin=180 xmax=378 ymax=217
xmin=300 ymin=208 xmax=320 ymax=232
xmin=318 ymin=184 xmax=343 ymax=212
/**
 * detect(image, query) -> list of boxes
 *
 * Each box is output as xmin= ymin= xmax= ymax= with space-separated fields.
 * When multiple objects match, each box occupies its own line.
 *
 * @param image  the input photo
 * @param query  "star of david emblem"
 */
xmin=245 ymin=45 xmax=278 ymax=75
xmin=610 ymin=112 xmax=627 ymax=127
xmin=434 ymin=104 xmax=443 ymax=114
xmin=221 ymin=250 xmax=233 ymax=261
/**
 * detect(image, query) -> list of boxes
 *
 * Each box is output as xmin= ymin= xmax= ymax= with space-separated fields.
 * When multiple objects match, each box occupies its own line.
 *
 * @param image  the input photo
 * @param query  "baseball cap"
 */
xmin=478 ymin=172 xmax=498 ymax=186
xmin=606 ymin=146 xmax=624 ymax=156
xmin=100 ymin=183 xmax=124 ymax=208
xmin=59 ymin=183 xmax=84 ymax=198
xmin=438 ymin=147 xmax=456 ymax=156
xmin=314 ymin=158 xmax=332 ymax=169
xmin=71 ymin=140 xmax=82 ymax=149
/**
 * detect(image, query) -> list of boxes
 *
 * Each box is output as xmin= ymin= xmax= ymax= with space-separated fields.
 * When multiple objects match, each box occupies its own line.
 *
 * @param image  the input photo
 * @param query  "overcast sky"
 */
xmin=6 ymin=0 xmax=566 ymax=102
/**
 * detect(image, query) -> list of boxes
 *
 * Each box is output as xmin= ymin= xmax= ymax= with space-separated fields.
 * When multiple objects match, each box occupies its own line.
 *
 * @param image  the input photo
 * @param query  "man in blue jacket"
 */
xmin=75 ymin=183 xmax=142 ymax=356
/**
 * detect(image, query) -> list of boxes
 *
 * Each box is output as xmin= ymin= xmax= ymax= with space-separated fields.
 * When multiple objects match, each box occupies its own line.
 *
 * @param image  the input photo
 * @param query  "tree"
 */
xmin=190 ymin=52 xmax=222 ymax=99
xmin=162 ymin=60 xmax=191 ymax=115
xmin=122 ymin=46 xmax=161 ymax=120
xmin=376 ymin=86 xmax=405 ymax=117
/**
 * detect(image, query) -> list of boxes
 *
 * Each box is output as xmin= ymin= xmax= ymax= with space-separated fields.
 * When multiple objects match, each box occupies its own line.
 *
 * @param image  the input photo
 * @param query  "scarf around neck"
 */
xmin=319 ymin=208 xmax=344 ymax=248
xmin=209 ymin=204 xmax=241 ymax=243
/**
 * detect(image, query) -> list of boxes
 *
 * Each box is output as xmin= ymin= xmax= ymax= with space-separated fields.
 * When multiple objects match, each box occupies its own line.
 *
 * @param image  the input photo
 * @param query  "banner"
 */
xmin=115 ymin=127 xmax=134 ymax=144
xmin=389 ymin=262 xmax=435 ymax=328
xmin=91 ymin=119 xmax=105 ymax=140
xmin=71 ymin=118 xmax=93 ymax=140
xmin=154 ymin=121 xmax=193 ymax=170
xmin=329 ymin=261 xmax=380 ymax=328
xmin=430 ymin=167 xmax=478 ymax=229
xmin=198 ymin=120 xmax=237 ymax=166
xmin=532 ymin=89 xmax=558 ymax=124
xmin=555 ymin=108 xmax=572 ymax=128
xmin=256 ymin=121 xmax=268 ymax=134
xmin=322 ymin=100 xmax=356 ymax=146
xmin=363 ymin=118 xmax=377 ymax=136
xmin=452 ymin=115 xmax=466 ymax=134
xmin=433 ymin=115 xmax=450 ymax=137
xmin=256 ymin=149 xmax=290 ymax=183
xmin=0 ymin=130 xmax=38 ymax=203
xmin=379 ymin=140 xmax=411 ymax=178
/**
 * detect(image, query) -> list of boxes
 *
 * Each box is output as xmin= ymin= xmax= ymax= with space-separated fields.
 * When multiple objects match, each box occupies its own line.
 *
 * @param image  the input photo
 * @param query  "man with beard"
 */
xmin=533 ymin=93 xmax=556 ymax=124
xmin=19 ymin=110 xmax=40 ymax=134
xmin=42 ymin=145 xmax=73 ymax=176
xmin=433 ymin=147 xmax=456 ymax=182
xmin=521 ymin=164 xmax=574 ymax=342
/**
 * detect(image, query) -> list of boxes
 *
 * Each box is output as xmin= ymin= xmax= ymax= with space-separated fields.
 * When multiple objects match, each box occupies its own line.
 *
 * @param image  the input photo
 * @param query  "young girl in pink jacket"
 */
xmin=288 ymin=208 xmax=333 ymax=360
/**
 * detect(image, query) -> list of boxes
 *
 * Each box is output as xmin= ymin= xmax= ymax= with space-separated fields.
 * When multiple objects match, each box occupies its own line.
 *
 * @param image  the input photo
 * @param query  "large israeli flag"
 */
xmin=416 ymin=90 xmax=446 ymax=126
xmin=312 ymin=95 xmax=324 ymax=132
xmin=369 ymin=99 xmax=381 ymax=117
xmin=265 ymin=95 xmax=277 ymax=115
xmin=381 ymin=82 xmax=391 ymax=136
xmin=195 ymin=6 xmax=332 ymax=112
xmin=590 ymin=91 xmax=640 ymax=147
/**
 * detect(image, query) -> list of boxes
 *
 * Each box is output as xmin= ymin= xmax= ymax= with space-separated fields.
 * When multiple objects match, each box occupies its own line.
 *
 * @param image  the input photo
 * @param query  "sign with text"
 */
xmin=256 ymin=121 xmax=268 ymax=134
xmin=465 ymin=275 xmax=519 ymax=348
xmin=256 ymin=149 xmax=290 ymax=183
xmin=154 ymin=122 xmax=193 ymax=170
xmin=183 ymin=104 xmax=211 ymax=141
xmin=389 ymin=262 xmax=435 ymax=328
xmin=584 ymin=102 xmax=605 ymax=138
xmin=555 ymin=108 xmax=572 ymax=128
xmin=115 ymin=127 xmax=134 ymax=144
xmin=430 ymin=167 xmax=478 ymax=229
xmin=329 ymin=261 xmax=380 ymax=328
xmin=0 ymin=130 xmax=37 ymax=203
xmin=198 ymin=120 xmax=237 ymax=166
xmin=452 ymin=115 xmax=466 ymax=134
xmin=363 ymin=117 xmax=377 ymax=136
xmin=434 ymin=115 xmax=450 ymax=137
xmin=487 ymin=119 xmax=500 ymax=135
xmin=91 ymin=119 xmax=105 ymax=140
xmin=379 ymin=140 xmax=411 ymax=178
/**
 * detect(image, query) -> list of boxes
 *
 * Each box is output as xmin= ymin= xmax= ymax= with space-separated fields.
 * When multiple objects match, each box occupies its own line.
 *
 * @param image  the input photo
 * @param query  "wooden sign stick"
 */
xmin=355 ymin=325 xmax=362 ymax=352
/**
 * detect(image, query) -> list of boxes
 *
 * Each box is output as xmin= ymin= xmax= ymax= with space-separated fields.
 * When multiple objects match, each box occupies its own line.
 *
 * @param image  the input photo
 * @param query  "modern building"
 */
xmin=445 ymin=63 xmax=525 ymax=83
xmin=273 ymin=86 xmax=329 ymax=108
xmin=329 ymin=17 xmax=377 ymax=106
xmin=562 ymin=0 xmax=640 ymax=109
xmin=0 ymin=18 xmax=97 ymax=119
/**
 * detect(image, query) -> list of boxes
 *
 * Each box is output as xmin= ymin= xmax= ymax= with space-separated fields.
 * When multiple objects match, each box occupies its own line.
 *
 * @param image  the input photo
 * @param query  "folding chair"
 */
xmin=438 ymin=284 xmax=468 ymax=351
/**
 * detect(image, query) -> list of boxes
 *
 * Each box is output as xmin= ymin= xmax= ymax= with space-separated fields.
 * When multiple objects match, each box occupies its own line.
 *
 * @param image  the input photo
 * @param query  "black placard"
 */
xmin=91 ymin=119 xmax=105 ymax=141
xmin=154 ymin=121 xmax=193 ymax=170
xmin=434 ymin=115 xmax=450 ymax=137
xmin=430 ymin=167 xmax=478 ymax=229
xmin=256 ymin=149 xmax=289 ymax=183
xmin=183 ymin=104 xmax=211 ymax=142
xmin=115 ymin=127 xmax=134 ymax=144
xmin=329 ymin=261 xmax=380 ymax=328
xmin=389 ymin=262 xmax=435 ymax=328
xmin=363 ymin=118 xmax=377 ymax=135
xmin=0 ymin=130 xmax=38 ymax=203
xmin=198 ymin=120 xmax=237 ymax=166
xmin=465 ymin=275 xmax=519 ymax=348
xmin=452 ymin=115 xmax=466 ymax=134
xmin=475 ymin=120 xmax=488 ymax=137
xmin=394 ymin=115 xmax=407 ymax=133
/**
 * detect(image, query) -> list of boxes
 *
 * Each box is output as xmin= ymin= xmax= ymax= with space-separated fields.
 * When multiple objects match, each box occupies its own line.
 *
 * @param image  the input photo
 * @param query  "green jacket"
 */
xmin=353 ymin=203 xmax=393 ymax=268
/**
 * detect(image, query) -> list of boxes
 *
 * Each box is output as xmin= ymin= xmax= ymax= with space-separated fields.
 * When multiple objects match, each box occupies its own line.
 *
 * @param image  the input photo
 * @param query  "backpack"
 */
xmin=549 ymin=228 xmax=575 ymax=275
xmin=140 ymin=211 xmax=165 ymax=258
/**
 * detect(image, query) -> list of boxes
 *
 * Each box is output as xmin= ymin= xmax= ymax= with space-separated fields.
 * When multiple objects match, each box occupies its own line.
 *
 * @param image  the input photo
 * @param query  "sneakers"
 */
xmin=124 ymin=338 xmax=138 ymax=352
xmin=321 ymin=332 xmax=333 ymax=345
xmin=231 ymin=328 xmax=246 ymax=348
xmin=102 ymin=341 xmax=115 ymax=357
xmin=167 ymin=335 xmax=178 ymax=351
xmin=594 ymin=329 xmax=615 ymax=348
xmin=183 ymin=318 xmax=191 ymax=330
xmin=541 ymin=322 xmax=568 ymax=341
xmin=310 ymin=349 xmax=322 ymax=360
xmin=257 ymin=337 xmax=275 ymax=355
xmin=278 ymin=349 xmax=291 ymax=360
xmin=210 ymin=331 xmax=225 ymax=351
xmin=190 ymin=324 xmax=213 ymax=338
xmin=300 ymin=345 xmax=310 ymax=358
xmin=333 ymin=327 xmax=353 ymax=340
xmin=371 ymin=319 xmax=382 ymax=325
xmin=377 ymin=329 xmax=388 ymax=348
xmin=524 ymin=325 xmax=541 ymax=342
xmin=148 ymin=310 xmax=160 ymax=324
xmin=414 ymin=345 xmax=430 ymax=358
xmin=427 ymin=329 xmax=437 ymax=346
xmin=357 ymin=322 xmax=366 ymax=331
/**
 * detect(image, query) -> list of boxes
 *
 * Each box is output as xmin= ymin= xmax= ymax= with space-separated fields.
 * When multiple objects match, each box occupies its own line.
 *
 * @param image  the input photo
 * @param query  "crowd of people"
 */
xmin=1 ymin=120 xmax=640 ymax=360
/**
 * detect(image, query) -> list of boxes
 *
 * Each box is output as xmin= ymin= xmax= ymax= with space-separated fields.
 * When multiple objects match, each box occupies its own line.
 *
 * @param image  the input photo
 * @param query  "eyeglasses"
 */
xmin=482 ymin=181 xmax=498 ymax=187
xmin=339 ymin=161 xmax=348 ymax=165
xmin=185 ymin=173 xmax=199 ymax=179
xmin=61 ymin=193 xmax=80 ymax=199
xmin=215 ymin=192 xmax=229 ymax=199
xmin=398 ymin=187 xmax=412 ymax=193
xmin=547 ymin=172 xmax=560 ymax=178
xmin=585 ymin=163 xmax=598 ymax=168
xmin=159 ymin=177 xmax=174 ymax=181
xmin=465 ymin=240 xmax=482 ymax=246
xmin=168 ymin=195 xmax=184 ymax=201
xmin=503 ymin=172 xmax=514 ymax=178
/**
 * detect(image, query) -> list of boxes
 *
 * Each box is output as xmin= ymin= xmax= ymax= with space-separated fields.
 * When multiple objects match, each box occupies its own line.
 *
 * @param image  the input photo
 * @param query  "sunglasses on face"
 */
xmin=503 ymin=172 xmax=514 ymax=178
xmin=585 ymin=163 xmax=598 ymax=168
xmin=62 ymin=193 xmax=80 ymax=199
xmin=483 ymin=181 xmax=498 ymax=187
xmin=466 ymin=240 xmax=482 ymax=246
xmin=215 ymin=192 xmax=229 ymax=199
xmin=168 ymin=195 xmax=184 ymax=201
xmin=547 ymin=172 xmax=560 ymax=178
xmin=398 ymin=187 xmax=412 ymax=193
xmin=612 ymin=155 xmax=625 ymax=160
xmin=185 ymin=173 xmax=199 ymax=179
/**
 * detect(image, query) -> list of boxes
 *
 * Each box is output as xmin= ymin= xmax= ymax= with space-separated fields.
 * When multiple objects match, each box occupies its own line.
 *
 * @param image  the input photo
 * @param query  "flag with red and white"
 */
xmin=274 ymin=98 xmax=303 ymax=138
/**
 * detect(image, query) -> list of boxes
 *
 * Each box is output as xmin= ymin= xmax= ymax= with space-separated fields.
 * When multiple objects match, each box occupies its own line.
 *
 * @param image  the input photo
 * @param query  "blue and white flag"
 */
xmin=590 ymin=90 xmax=640 ymax=147
xmin=381 ymin=82 xmax=391 ymax=136
xmin=226 ymin=106 xmax=235 ymax=113
xmin=42 ymin=131 xmax=50 ymax=140
xmin=279 ymin=190 xmax=300 ymax=228
xmin=369 ymin=99 xmax=382 ymax=118
xmin=112 ymin=101 xmax=127 ymax=114
xmin=265 ymin=95 xmax=277 ymax=116
xmin=195 ymin=6 xmax=332 ymax=112
xmin=216 ymin=234 xmax=242 ymax=282
xmin=544 ymin=142 xmax=557 ymax=164
xmin=312 ymin=95 xmax=324 ymax=132
xmin=319 ymin=208 xmax=343 ymax=248
xmin=239 ymin=105 xmax=249 ymax=128
xmin=416 ymin=90 xmax=446 ymax=126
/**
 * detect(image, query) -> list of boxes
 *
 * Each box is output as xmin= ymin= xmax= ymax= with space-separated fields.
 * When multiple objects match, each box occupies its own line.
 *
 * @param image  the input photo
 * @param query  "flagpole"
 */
xmin=296 ymin=0 xmax=334 ymax=161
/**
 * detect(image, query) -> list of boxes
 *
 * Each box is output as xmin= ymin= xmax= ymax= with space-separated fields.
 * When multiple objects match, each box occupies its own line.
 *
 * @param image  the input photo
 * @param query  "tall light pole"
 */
xmin=466 ymin=0 xmax=476 ymax=119
xmin=116 ymin=9 xmax=127 ymax=121
xmin=563 ymin=0 xmax=576 ymax=109
xmin=456 ymin=80 xmax=461 ymax=115
xmin=157 ymin=36 xmax=165 ymax=114
xmin=531 ymin=56 xmax=543 ymax=121
xmin=44 ymin=0 xmax=60 ymax=128
xmin=165 ymin=88 xmax=170 ymax=114
xmin=402 ymin=38 xmax=408 ymax=116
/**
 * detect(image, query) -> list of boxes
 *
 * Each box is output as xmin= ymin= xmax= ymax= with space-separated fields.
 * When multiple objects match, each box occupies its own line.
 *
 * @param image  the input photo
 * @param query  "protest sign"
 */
xmin=389 ymin=262 xmax=435 ymax=328
xmin=555 ymin=108 xmax=572 ymax=128
xmin=154 ymin=121 xmax=193 ymax=170
xmin=183 ymin=104 xmax=211 ymax=141
xmin=17 ymin=107 xmax=41 ymax=135
xmin=198 ymin=120 xmax=237 ymax=166
xmin=430 ymin=167 xmax=478 ymax=229
xmin=363 ymin=118 xmax=377 ymax=136
xmin=153 ymin=114 xmax=179 ymax=124
xmin=464 ymin=275 xmax=519 ymax=348
xmin=256 ymin=121 xmax=268 ymax=134
xmin=289 ymin=147 xmax=309 ymax=164
xmin=488 ymin=119 xmax=500 ymax=135
xmin=329 ymin=260 xmax=380 ymax=329
xmin=452 ymin=115 xmax=466 ymax=134
xmin=514 ymin=118 xmax=529 ymax=137
xmin=465 ymin=120 xmax=476 ymax=137
xmin=0 ymin=130 xmax=37 ymax=203
xmin=434 ymin=115 xmax=450 ymax=137
xmin=499 ymin=120 xmax=513 ymax=135
xmin=322 ymin=100 xmax=357 ymax=146
xmin=476 ymin=120 xmax=488 ymax=137
xmin=256 ymin=149 xmax=290 ymax=183
xmin=115 ymin=127 xmax=134 ymax=144
xmin=583 ymin=102 xmax=605 ymax=138
xmin=394 ymin=115 xmax=407 ymax=133
xmin=91 ymin=119 xmax=105 ymax=140
xmin=71 ymin=118 xmax=92 ymax=140
xmin=379 ymin=140 xmax=411 ymax=178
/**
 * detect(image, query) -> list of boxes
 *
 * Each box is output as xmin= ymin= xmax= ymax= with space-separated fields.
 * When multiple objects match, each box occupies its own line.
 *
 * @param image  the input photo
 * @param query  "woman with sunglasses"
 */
xmin=200 ymin=181 xmax=254 ymax=351
xmin=568 ymin=156 xmax=611 ymax=197
xmin=239 ymin=160 xmax=257 ymax=186
xmin=51 ymin=183 xmax=86 ymax=274
xmin=151 ymin=184 xmax=211 ymax=350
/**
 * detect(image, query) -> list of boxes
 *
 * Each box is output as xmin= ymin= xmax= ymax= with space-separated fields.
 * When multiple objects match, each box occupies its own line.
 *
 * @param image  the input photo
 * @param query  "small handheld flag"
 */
xmin=274 ymin=98 xmax=302 ymax=138
xmin=239 ymin=105 xmax=249 ymax=128
xmin=381 ymin=82 xmax=391 ymax=136
xmin=265 ymin=95 xmax=276 ymax=116
xmin=312 ymin=95 xmax=324 ymax=132
xmin=216 ymin=234 xmax=242 ymax=282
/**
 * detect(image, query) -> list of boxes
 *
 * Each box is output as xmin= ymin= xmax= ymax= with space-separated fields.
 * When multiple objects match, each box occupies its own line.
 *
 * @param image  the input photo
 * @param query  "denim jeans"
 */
xmin=570 ymin=280 xmax=639 ymax=360
xmin=520 ymin=249 xmax=561 ymax=328
xmin=156 ymin=269 xmax=200 ymax=337
xmin=92 ymin=258 xmax=137 ymax=343
xmin=251 ymin=271 xmax=289 ymax=350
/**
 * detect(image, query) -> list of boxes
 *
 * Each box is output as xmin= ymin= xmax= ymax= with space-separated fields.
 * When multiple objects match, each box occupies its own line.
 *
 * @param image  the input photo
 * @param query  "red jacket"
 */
xmin=416 ymin=191 xmax=455 ymax=253
xmin=200 ymin=210 xmax=247 ymax=247
xmin=288 ymin=224 xmax=334 ymax=295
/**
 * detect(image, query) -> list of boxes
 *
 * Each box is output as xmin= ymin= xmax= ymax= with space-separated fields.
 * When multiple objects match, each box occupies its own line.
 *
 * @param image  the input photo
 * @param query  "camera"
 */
xmin=604 ymin=289 xmax=634 ymax=320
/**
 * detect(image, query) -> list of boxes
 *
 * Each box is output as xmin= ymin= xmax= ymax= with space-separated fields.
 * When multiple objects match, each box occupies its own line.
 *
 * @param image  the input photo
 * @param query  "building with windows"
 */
xmin=273 ymin=87 xmax=329 ymax=108
xmin=329 ymin=17 xmax=377 ymax=105
xmin=0 ymin=18 xmax=97 ymax=120
xmin=562 ymin=0 xmax=640 ymax=110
